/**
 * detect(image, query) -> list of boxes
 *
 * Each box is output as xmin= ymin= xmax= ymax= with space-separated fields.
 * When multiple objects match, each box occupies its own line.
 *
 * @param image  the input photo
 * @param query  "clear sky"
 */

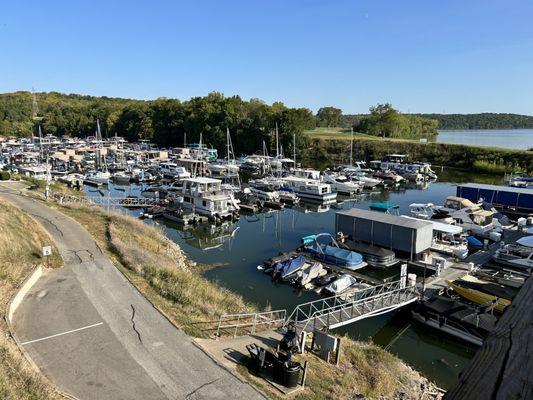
xmin=1 ymin=0 xmax=532 ymax=114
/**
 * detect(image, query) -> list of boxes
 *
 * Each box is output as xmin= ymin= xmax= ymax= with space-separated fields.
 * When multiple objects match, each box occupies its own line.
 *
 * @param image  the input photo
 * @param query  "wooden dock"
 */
xmin=444 ymin=273 xmax=533 ymax=399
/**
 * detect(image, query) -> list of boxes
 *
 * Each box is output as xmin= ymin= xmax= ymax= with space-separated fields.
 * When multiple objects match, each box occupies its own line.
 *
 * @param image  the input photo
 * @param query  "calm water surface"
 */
xmin=436 ymin=129 xmax=533 ymax=150
xmin=88 ymin=169 xmax=503 ymax=389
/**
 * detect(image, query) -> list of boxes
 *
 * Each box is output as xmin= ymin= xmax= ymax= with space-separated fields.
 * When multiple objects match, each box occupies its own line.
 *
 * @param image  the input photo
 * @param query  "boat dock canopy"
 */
xmin=335 ymin=209 xmax=433 ymax=255
xmin=402 ymin=216 xmax=463 ymax=235
xmin=456 ymin=183 xmax=533 ymax=211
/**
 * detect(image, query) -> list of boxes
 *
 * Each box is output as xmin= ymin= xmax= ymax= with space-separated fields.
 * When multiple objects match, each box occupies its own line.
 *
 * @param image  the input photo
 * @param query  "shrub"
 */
xmin=0 ymin=171 xmax=10 ymax=180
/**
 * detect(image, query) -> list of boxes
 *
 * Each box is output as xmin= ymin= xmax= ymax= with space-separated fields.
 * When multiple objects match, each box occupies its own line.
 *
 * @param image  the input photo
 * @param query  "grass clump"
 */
xmin=0 ymin=199 xmax=62 ymax=400
xmin=58 ymin=204 xmax=256 ymax=337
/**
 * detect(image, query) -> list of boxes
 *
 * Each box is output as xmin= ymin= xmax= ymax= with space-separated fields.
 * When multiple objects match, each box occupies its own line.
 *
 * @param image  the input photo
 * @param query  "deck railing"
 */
xmin=285 ymin=279 xmax=420 ymax=332
xmin=215 ymin=310 xmax=287 ymax=338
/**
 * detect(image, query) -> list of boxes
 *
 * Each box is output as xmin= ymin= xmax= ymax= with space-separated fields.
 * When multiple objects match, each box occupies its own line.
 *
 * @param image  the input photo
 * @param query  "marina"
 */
xmin=1 ymin=133 xmax=532 ymax=391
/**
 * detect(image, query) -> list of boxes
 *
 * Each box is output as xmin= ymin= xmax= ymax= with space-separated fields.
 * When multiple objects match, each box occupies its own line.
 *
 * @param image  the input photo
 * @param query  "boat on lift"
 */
xmin=300 ymin=233 xmax=366 ymax=270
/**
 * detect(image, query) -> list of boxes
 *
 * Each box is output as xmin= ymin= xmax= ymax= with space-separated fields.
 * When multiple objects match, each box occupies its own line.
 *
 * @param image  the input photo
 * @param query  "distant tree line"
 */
xmin=340 ymin=112 xmax=533 ymax=130
xmin=416 ymin=113 xmax=533 ymax=130
xmin=0 ymin=91 xmax=314 ymax=156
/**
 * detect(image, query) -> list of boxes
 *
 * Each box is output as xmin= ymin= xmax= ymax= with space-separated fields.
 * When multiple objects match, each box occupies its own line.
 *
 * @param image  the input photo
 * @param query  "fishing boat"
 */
xmin=448 ymin=275 xmax=518 ymax=313
xmin=300 ymin=233 xmax=366 ymax=270
xmin=411 ymin=295 xmax=497 ymax=346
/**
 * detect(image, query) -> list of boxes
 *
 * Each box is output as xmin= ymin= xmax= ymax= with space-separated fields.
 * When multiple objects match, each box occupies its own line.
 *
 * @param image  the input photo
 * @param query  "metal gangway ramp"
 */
xmin=285 ymin=278 xmax=420 ymax=333
xmin=53 ymin=193 xmax=165 ymax=208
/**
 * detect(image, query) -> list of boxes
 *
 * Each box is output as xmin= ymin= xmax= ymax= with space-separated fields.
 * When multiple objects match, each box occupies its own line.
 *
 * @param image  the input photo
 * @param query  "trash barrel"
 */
xmin=281 ymin=361 xmax=301 ymax=388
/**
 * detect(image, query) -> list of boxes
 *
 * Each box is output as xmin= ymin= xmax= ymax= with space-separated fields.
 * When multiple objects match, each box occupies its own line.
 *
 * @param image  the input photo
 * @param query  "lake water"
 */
xmin=436 ymin=129 xmax=533 ymax=150
xmin=86 ymin=169 xmax=503 ymax=390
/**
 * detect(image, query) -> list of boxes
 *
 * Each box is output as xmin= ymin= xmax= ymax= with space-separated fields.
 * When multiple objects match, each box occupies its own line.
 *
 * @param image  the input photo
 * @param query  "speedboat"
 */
xmin=300 ymin=233 xmax=366 ymax=270
xmin=272 ymin=255 xmax=308 ymax=281
xmin=293 ymin=262 xmax=326 ymax=287
xmin=493 ymin=243 xmax=533 ymax=271
xmin=84 ymin=170 xmax=110 ymax=186
xmin=321 ymin=172 xmax=362 ymax=195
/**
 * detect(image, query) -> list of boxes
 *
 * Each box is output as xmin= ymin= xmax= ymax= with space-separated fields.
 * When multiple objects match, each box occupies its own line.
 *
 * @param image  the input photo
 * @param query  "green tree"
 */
xmin=316 ymin=107 xmax=342 ymax=127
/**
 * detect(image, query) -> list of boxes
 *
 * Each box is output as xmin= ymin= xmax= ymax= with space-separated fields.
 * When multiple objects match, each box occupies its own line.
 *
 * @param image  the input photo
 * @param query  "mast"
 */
xmin=96 ymin=119 xmax=108 ymax=172
xmin=350 ymin=127 xmax=353 ymax=166
xmin=275 ymin=123 xmax=279 ymax=158
xmin=293 ymin=132 xmax=296 ymax=165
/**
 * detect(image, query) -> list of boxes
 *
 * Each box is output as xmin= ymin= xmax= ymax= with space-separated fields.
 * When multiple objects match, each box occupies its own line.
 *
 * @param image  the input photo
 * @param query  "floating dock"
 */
xmin=456 ymin=183 xmax=533 ymax=217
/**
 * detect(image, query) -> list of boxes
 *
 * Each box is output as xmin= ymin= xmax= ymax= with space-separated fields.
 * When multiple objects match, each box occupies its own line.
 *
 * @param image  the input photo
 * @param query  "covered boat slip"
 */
xmin=456 ymin=183 xmax=533 ymax=214
xmin=335 ymin=209 xmax=433 ymax=260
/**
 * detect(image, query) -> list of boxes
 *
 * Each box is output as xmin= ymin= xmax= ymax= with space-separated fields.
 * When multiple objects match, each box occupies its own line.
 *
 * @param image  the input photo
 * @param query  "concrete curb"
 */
xmin=4 ymin=265 xmax=80 ymax=400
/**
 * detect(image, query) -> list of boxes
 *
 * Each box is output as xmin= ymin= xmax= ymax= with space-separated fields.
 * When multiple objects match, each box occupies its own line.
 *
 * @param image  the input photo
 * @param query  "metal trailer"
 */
xmin=456 ymin=183 xmax=533 ymax=213
xmin=335 ymin=209 xmax=433 ymax=260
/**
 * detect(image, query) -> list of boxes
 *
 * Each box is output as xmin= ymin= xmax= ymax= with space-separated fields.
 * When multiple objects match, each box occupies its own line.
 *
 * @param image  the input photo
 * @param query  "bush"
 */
xmin=0 ymin=171 xmax=10 ymax=180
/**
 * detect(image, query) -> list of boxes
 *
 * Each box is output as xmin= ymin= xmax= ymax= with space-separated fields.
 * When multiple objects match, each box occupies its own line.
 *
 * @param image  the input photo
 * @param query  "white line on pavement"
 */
xmin=21 ymin=322 xmax=104 ymax=345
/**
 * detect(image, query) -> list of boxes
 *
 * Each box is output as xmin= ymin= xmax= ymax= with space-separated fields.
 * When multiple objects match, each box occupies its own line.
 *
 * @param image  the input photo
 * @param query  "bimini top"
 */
xmin=369 ymin=202 xmax=400 ymax=213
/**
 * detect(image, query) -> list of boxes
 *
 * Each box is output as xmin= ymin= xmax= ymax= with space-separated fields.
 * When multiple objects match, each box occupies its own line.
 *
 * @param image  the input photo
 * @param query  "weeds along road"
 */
xmin=0 ymin=182 xmax=265 ymax=400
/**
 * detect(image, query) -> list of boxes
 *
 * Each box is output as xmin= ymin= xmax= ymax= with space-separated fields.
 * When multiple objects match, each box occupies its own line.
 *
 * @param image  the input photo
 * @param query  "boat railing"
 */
xmin=215 ymin=309 xmax=287 ymax=338
xmin=285 ymin=279 xmax=420 ymax=332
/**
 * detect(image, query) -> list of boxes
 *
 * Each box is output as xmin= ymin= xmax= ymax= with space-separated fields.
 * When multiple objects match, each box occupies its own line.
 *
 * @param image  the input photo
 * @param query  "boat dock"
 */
xmin=444 ymin=273 xmax=533 ymax=399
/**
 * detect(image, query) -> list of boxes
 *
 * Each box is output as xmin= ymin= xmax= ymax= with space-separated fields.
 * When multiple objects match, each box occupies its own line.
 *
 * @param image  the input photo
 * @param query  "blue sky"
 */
xmin=1 ymin=0 xmax=532 ymax=114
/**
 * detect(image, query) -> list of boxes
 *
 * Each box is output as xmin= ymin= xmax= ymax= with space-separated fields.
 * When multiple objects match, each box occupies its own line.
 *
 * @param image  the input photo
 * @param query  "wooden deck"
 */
xmin=444 ymin=273 xmax=533 ymax=400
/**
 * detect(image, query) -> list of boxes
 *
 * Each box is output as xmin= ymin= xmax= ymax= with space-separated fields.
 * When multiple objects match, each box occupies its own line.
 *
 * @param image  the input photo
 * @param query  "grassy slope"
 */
xmin=0 ymin=199 xmax=62 ymax=400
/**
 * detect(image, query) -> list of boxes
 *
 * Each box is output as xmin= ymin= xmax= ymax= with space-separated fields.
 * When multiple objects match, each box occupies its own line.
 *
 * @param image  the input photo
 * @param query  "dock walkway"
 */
xmin=444 ymin=273 xmax=533 ymax=399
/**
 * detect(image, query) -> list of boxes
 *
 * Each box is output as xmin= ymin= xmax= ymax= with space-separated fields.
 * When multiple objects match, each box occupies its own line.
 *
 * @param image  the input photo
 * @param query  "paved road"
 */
xmin=1 ymin=183 xmax=265 ymax=400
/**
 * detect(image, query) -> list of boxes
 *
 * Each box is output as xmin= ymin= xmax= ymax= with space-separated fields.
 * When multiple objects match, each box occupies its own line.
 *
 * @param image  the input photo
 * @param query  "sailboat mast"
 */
xmin=275 ymin=123 xmax=279 ymax=158
xmin=293 ymin=132 xmax=296 ymax=165
xmin=350 ymin=127 xmax=353 ymax=166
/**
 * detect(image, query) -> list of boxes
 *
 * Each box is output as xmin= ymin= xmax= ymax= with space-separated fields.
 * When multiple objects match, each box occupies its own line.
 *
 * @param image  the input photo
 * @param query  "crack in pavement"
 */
xmin=130 ymin=305 xmax=142 ymax=344
xmin=28 ymin=212 xmax=65 ymax=237
xmin=185 ymin=378 xmax=221 ymax=399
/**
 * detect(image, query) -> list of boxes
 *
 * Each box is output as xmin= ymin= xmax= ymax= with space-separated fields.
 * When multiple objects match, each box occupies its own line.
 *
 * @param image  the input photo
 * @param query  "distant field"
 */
xmin=304 ymin=127 xmax=417 ymax=143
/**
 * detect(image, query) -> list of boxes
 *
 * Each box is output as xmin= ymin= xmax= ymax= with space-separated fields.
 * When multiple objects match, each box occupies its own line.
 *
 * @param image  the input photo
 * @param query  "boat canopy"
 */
xmin=516 ymin=236 xmax=533 ymax=248
xmin=369 ymin=202 xmax=400 ymax=213
xmin=403 ymin=216 xmax=463 ymax=235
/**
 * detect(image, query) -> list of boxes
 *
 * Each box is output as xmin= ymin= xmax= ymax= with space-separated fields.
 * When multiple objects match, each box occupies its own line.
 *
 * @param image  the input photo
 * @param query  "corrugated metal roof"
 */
xmin=337 ymin=208 xmax=432 ymax=229
xmin=458 ymin=183 xmax=533 ymax=195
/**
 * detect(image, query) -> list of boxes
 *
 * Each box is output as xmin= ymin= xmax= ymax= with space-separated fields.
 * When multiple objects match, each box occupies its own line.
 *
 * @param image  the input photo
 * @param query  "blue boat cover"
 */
xmin=369 ymin=202 xmax=399 ymax=213
xmin=466 ymin=236 xmax=483 ymax=247
xmin=305 ymin=243 xmax=363 ymax=267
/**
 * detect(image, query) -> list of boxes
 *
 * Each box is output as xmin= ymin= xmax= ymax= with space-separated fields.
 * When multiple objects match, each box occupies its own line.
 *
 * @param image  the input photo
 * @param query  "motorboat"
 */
xmin=323 ymin=274 xmax=357 ymax=295
xmin=84 ymin=170 xmax=110 ymax=186
xmin=448 ymin=274 xmax=518 ymax=313
xmin=412 ymin=197 xmax=503 ymax=240
xmin=493 ymin=243 xmax=533 ymax=271
xmin=272 ymin=255 xmax=308 ymax=281
xmin=159 ymin=162 xmax=191 ymax=180
xmin=141 ymin=186 xmax=168 ymax=199
xmin=300 ymin=233 xmax=366 ymax=270
xmin=321 ymin=172 xmax=362 ymax=195
xmin=403 ymin=216 xmax=469 ymax=260
xmin=292 ymin=262 xmax=326 ymax=287
xmin=411 ymin=295 xmax=497 ymax=346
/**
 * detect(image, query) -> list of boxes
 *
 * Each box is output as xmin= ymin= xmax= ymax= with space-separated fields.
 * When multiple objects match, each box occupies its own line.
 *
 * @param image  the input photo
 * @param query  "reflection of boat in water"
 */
xmin=177 ymin=221 xmax=240 ymax=250
xmin=293 ymin=200 xmax=335 ymax=213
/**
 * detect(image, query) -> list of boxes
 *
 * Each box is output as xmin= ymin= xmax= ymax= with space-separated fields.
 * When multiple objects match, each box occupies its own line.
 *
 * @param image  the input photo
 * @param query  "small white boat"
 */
xmin=321 ymin=172 xmax=362 ymax=195
xmin=323 ymin=274 xmax=357 ymax=295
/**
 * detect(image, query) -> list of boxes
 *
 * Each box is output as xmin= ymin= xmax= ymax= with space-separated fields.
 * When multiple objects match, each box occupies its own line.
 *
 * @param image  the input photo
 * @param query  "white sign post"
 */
xmin=42 ymin=245 xmax=52 ymax=268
